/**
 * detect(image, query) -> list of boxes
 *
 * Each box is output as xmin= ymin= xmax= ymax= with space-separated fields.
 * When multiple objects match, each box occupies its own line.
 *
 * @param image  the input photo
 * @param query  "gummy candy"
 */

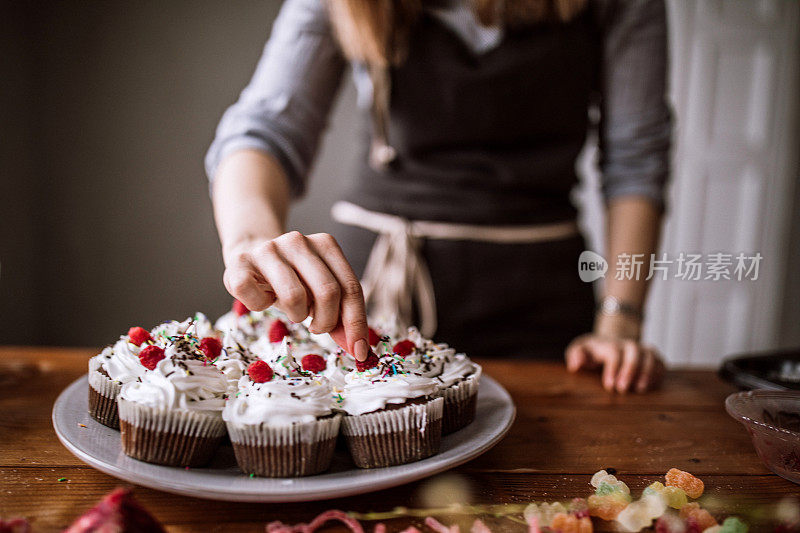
xmin=654 ymin=512 xmax=687 ymax=533
xmin=680 ymin=503 xmax=717 ymax=531
xmin=666 ymin=468 xmax=704 ymax=499
xmin=569 ymin=498 xmax=589 ymax=518
xmin=588 ymin=470 xmax=632 ymax=520
xmin=704 ymin=516 xmax=748 ymax=533
xmin=616 ymin=492 xmax=667 ymax=532
xmin=591 ymin=470 xmax=631 ymax=496
xmin=550 ymin=513 xmax=593 ymax=533
xmin=523 ymin=502 xmax=567 ymax=527
xmin=644 ymin=482 xmax=689 ymax=509
xmin=588 ymin=493 xmax=629 ymax=521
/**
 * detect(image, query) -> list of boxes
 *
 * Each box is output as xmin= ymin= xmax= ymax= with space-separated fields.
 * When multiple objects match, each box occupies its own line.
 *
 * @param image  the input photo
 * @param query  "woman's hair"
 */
xmin=327 ymin=0 xmax=588 ymax=66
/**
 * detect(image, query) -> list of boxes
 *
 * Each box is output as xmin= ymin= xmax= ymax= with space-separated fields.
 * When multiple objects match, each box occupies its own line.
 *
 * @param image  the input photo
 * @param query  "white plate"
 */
xmin=53 ymin=375 xmax=515 ymax=502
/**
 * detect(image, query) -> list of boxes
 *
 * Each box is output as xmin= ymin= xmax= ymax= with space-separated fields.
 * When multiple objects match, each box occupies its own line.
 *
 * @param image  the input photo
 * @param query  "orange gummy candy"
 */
xmin=587 ymin=494 xmax=627 ymax=521
xmin=679 ymin=503 xmax=717 ymax=530
xmin=550 ymin=513 xmax=593 ymax=533
xmin=665 ymin=468 xmax=704 ymax=499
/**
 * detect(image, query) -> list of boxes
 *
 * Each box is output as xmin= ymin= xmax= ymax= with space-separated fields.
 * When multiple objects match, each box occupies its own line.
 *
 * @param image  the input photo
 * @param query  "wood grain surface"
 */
xmin=1 ymin=347 xmax=798 ymax=532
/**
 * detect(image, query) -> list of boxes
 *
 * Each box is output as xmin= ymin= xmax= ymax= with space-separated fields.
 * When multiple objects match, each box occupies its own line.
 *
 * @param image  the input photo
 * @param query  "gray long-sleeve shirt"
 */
xmin=206 ymin=0 xmax=672 ymax=206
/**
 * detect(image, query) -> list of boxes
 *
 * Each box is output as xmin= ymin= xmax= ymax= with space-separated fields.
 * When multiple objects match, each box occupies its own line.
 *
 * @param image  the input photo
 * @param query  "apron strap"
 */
xmin=331 ymin=201 xmax=580 ymax=338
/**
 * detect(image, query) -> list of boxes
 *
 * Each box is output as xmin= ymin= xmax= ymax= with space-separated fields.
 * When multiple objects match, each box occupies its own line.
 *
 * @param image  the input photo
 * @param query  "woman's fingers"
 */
xmin=223 ymin=264 xmax=276 ymax=311
xmin=636 ymin=347 xmax=665 ymax=392
xmin=589 ymin=340 xmax=623 ymax=392
xmin=565 ymin=336 xmax=590 ymax=372
xmin=273 ymin=232 xmax=341 ymax=333
xmin=308 ymin=233 xmax=369 ymax=361
xmin=615 ymin=341 xmax=641 ymax=393
xmin=249 ymin=240 xmax=310 ymax=322
xmin=567 ymin=334 xmax=666 ymax=394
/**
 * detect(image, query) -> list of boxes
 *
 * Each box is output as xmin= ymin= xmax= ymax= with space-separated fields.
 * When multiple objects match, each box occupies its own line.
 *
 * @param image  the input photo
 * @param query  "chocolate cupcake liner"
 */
xmin=442 ymin=366 xmax=482 ymax=435
xmin=118 ymin=398 xmax=226 ymax=467
xmin=342 ymin=397 xmax=444 ymax=468
xmin=87 ymin=361 xmax=122 ymax=429
xmin=226 ymin=415 xmax=342 ymax=477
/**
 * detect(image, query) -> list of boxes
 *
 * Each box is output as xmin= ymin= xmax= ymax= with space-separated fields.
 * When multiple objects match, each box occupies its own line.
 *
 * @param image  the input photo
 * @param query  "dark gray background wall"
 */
xmin=2 ymin=1 xmax=798 ymax=355
xmin=0 ymin=1 xmax=360 ymax=346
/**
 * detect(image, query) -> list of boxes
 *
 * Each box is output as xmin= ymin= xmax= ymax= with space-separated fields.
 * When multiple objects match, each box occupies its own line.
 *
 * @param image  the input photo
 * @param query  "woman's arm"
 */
xmin=207 ymin=0 xmax=370 ymax=361
xmin=566 ymin=197 xmax=666 ymax=394
xmin=566 ymin=0 xmax=671 ymax=392
xmin=596 ymin=195 xmax=662 ymax=340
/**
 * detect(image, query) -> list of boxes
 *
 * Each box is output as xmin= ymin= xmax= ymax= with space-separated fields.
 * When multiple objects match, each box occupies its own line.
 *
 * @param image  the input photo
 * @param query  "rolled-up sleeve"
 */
xmin=597 ymin=0 xmax=673 ymax=207
xmin=205 ymin=0 xmax=346 ymax=197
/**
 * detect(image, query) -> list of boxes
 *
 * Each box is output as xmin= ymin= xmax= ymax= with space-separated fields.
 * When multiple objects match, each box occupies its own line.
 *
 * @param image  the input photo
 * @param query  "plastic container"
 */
xmin=725 ymin=390 xmax=800 ymax=484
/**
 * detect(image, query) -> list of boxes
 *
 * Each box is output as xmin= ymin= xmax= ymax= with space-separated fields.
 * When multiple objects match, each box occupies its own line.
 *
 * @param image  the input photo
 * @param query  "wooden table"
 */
xmin=1 ymin=347 xmax=798 ymax=532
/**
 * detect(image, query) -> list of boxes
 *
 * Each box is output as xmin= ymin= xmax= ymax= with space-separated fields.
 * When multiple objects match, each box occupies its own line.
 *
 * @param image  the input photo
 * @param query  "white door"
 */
xmin=577 ymin=0 xmax=800 ymax=366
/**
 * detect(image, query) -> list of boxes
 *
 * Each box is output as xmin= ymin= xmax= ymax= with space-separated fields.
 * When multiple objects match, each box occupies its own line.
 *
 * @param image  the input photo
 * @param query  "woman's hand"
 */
xmin=222 ymin=231 xmax=370 ymax=361
xmin=565 ymin=314 xmax=665 ymax=393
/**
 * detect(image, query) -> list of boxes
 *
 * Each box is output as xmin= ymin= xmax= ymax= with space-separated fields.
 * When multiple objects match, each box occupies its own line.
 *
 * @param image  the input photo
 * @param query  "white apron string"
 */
xmin=331 ymin=201 xmax=580 ymax=338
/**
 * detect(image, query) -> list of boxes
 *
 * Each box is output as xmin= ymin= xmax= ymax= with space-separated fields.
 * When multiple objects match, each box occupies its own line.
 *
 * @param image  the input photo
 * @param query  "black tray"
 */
xmin=718 ymin=347 xmax=800 ymax=390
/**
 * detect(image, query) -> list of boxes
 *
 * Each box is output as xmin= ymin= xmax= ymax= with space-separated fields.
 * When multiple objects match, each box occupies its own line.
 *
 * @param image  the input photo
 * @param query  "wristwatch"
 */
xmin=596 ymin=296 xmax=643 ymax=321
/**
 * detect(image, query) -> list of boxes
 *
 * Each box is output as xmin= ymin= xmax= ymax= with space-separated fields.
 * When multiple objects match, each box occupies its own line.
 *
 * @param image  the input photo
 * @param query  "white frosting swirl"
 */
xmin=323 ymin=349 xmax=356 ymax=391
xmin=215 ymin=309 xmax=270 ymax=344
xmin=438 ymin=353 xmax=480 ymax=388
xmin=151 ymin=313 xmax=217 ymax=342
xmin=340 ymin=357 xmax=439 ymax=416
xmin=119 ymin=337 xmax=228 ymax=411
xmin=96 ymin=337 xmax=147 ymax=384
xmin=215 ymin=340 xmax=258 ymax=391
xmin=223 ymin=374 xmax=334 ymax=426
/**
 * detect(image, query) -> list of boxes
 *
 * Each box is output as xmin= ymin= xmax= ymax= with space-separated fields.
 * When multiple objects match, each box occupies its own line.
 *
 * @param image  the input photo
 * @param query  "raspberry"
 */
xmin=368 ymin=327 xmax=381 ymax=346
xmin=665 ymin=468 xmax=704 ymax=499
xmin=199 ymin=337 xmax=222 ymax=359
xmin=301 ymin=354 xmax=327 ymax=373
xmin=232 ymin=299 xmax=249 ymax=316
xmin=392 ymin=340 xmax=416 ymax=357
xmin=268 ymin=319 xmax=291 ymax=343
xmin=355 ymin=351 xmax=379 ymax=372
xmin=138 ymin=346 xmax=165 ymax=370
xmin=247 ymin=360 xmax=273 ymax=383
xmin=127 ymin=326 xmax=152 ymax=346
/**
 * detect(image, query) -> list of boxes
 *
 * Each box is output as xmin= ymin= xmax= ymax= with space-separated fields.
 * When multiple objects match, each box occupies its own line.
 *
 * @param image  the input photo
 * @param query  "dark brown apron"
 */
xmin=335 ymin=8 xmax=599 ymax=359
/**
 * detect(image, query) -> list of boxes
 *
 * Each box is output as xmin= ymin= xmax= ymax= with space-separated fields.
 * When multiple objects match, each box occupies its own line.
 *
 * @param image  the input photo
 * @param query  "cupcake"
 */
xmin=87 ymin=326 xmax=153 ymax=428
xmin=117 ymin=332 xmax=229 ymax=467
xmin=339 ymin=354 xmax=443 ymax=468
xmin=401 ymin=327 xmax=482 ymax=434
xmin=223 ymin=360 xmax=341 ymax=477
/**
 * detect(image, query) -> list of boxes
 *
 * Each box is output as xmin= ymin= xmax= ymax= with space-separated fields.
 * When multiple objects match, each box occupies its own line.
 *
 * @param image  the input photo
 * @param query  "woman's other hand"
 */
xmin=222 ymin=231 xmax=370 ymax=362
xmin=565 ymin=314 xmax=665 ymax=393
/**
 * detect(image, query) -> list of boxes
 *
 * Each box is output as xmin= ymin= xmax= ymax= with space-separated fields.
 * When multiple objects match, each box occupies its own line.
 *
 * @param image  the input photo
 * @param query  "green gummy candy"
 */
xmin=720 ymin=517 xmax=748 ymax=533
xmin=596 ymin=482 xmax=617 ymax=495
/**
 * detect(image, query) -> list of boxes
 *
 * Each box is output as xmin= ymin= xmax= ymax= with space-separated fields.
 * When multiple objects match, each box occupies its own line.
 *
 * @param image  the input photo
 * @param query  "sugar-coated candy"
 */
xmin=569 ymin=498 xmax=589 ymax=518
xmin=588 ymin=470 xmax=631 ymax=521
xmin=645 ymin=482 xmax=689 ymax=509
xmin=550 ymin=513 xmax=593 ymax=533
xmin=711 ymin=517 xmax=748 ymax=533
xmin=616 ymin=492 xmax=668 ymax=532
xmin=665 ymin=468 xmax=704 ymax=499
xmin=655 ymin=512 xmax=687 ymax=533
xmin=591 ymin=470 xmax=631 ymax=496
xmin=680 ymin=503 xmax=717 ymax=531
xmin=588 ymin=493 xmax=630 ymax=521
xmin=524 ymin=502 xmax=567 ymax=527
